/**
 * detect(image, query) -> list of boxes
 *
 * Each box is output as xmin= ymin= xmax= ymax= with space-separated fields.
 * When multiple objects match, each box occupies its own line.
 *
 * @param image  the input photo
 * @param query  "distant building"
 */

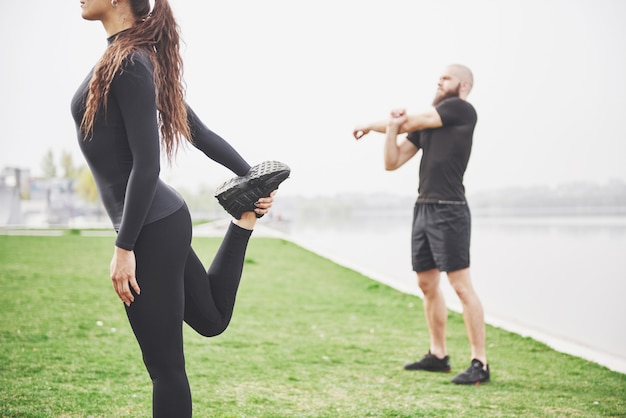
xmin=0 ymin=167 xmax=30 ymax=225
xmin=0 ymin=166 xmax=107 ymax=227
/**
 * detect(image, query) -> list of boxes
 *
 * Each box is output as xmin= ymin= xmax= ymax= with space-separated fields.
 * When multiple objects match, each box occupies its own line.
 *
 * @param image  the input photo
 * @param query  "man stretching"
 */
xmin=353 ymin=64 xmax=489 ymax=385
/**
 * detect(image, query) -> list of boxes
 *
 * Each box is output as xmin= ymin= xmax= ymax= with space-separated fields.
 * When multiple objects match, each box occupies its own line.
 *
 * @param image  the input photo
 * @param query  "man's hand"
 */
xmin=354 ymin=109 xmax=408 ymax=140
xmin=388 ymin=109 xmax=408 ymax=131
xmin=390 ymin=108 xmax=406 ymax=118
xmin=110 ymin=246 xmax=140 ymax=306
xmin=353 ymin=126 xmax=370 ymax=140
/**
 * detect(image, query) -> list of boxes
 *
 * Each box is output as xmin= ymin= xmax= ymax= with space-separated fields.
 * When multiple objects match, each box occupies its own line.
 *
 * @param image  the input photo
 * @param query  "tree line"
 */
xmin=39 ymin=149 xmax=98 ymax=203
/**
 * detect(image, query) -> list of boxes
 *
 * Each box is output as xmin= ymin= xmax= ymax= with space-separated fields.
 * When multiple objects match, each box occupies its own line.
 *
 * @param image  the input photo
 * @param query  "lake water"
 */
xmin=277 ymin=213 xmax=626 ymax=374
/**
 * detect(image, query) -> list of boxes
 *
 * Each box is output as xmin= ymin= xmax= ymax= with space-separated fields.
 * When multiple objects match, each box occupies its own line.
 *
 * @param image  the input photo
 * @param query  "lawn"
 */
xmin=0 ymin=233 xmax=624 ymax=417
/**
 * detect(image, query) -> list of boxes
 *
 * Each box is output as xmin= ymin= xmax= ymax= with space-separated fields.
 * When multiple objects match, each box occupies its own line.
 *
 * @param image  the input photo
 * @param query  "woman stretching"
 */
xmin=71 ymin=0 xmax=290 ymax=416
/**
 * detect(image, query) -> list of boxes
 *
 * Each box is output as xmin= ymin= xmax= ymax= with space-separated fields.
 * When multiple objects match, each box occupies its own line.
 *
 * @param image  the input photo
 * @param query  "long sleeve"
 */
xmin=112 ymin=54 xmax=161 ymax=250
xmin=186 ymin=106 xmax=250 ymax=177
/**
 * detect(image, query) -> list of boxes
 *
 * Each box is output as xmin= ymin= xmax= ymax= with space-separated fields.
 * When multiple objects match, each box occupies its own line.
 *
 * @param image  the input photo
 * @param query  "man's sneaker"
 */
xmin=451 ymin=359 xmax=490 ymax=385
xmin=215 ymin=161 xmax=290 ymax=219
xmin=404 ymin=352 xmax=451 ymax=372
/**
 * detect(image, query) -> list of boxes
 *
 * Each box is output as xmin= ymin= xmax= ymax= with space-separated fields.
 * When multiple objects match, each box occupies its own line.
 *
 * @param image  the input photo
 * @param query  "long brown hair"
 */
xmin=80 ymin=0 xmax=190 ymax=161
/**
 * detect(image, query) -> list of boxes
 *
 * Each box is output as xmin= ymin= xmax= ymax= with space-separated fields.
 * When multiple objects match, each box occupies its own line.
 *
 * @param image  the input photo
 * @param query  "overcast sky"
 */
xmin=1 ymin=0 xmax=625 ymax=198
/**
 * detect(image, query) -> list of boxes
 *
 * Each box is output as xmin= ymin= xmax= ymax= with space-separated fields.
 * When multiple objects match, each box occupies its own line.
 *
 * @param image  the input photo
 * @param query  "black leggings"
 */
xmin=125 ymin=204 xmax=252 ymax=417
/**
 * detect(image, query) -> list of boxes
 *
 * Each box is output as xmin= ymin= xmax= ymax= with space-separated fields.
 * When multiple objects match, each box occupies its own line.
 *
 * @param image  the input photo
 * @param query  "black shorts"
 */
xmin=411 ymin=202 xmax=471 ymax=273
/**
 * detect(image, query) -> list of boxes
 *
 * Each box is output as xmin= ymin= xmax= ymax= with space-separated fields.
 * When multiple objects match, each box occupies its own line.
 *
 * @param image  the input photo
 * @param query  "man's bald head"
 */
xmin=447 ymin=64 xmax=474 ymax=96
xmin=432 ymin=64 xmax=475 ymax=105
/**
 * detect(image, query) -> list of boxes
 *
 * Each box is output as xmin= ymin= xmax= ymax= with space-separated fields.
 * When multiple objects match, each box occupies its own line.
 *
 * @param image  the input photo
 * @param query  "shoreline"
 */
xmin=3 ymin=221 xmax=624 ymax=374
xmin=194 ymin=220 xmax=626 ymax=375
xmin=279 ymin=230 xmax=626 ymax=375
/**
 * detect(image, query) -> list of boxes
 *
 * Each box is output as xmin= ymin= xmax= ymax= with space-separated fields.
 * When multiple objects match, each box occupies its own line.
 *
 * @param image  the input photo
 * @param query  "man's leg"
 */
xmin=447 ymin=267 xmax=487 ymax=367
xmin=417 ymin=268 xmax=448 ymax=359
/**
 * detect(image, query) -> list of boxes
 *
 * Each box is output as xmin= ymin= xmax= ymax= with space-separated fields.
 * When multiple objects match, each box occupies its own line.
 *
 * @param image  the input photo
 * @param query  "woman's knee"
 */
xmin=197 ymin=325 xmax=227 ymax=338
xmin=142 ymin=352 xmax=186 ymax=381
xmin=185 ymin=316 xmax=231 ymax=338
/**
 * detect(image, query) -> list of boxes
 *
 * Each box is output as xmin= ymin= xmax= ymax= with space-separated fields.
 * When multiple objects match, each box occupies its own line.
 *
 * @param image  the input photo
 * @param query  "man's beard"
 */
xmin=432 ymin=84 xmax=461 ymax=106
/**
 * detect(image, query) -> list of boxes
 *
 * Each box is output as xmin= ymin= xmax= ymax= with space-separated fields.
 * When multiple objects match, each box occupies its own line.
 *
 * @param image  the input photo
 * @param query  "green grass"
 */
xmin=0 ymin=234 xmax=624 ymax=417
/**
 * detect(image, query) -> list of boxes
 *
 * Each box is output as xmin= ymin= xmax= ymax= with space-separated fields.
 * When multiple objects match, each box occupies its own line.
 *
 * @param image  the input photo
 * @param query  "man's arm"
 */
xmin=353 ymin=119 xmax=389 ymax=140
xmin=384 ymin=114 xmax=419 ymax=171
xmin=398 ymin=107 xmax=443 ymax=132
xmin=353 ymin=107 xmax=443 ymax=140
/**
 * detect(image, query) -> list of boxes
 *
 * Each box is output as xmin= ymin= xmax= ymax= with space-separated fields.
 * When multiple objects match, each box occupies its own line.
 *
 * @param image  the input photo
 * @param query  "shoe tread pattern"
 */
xmin=215 ymin=161 xmax=290 ymax=219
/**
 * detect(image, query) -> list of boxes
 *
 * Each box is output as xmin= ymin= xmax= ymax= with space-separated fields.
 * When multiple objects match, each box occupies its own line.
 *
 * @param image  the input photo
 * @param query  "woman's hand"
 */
xmin=236 ymin=190 xmax=278 ymax=230
xmin=254 ymin=190 xmax=277 ymax=217
xmin=110 ymin=246 xmax=141 ymax=306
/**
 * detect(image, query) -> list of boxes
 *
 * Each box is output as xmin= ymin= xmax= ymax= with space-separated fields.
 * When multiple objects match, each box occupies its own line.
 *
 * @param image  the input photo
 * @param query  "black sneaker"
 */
xmin=404 ymin=352 xmax=451 ymax=372
xmin=451 ymin=359 xmax=490 ymax=385
xmin=215 ymin=161 xmax=290 ymax=219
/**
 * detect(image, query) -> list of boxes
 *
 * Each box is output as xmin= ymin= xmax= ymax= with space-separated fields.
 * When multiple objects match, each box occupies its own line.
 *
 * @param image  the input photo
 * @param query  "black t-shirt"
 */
xmin=406 ymin=97 xmax=477 ymax=203
xmin=71 ymin=44 xmax=249 ymax=250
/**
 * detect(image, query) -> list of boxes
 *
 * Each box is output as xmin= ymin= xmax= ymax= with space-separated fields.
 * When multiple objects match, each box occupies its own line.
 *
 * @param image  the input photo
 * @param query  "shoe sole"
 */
xmin=215 ymin=161 xmax=290 ymax=219
xmin=215 ymin=161 xmax=290 ymax=200
xmin=452 ymin=378 xmax=490 ymax=385
xmin=403 ymin=354 xmax=451 ymax=373
xmin=404 ymin=366 xmax=451 ymax=373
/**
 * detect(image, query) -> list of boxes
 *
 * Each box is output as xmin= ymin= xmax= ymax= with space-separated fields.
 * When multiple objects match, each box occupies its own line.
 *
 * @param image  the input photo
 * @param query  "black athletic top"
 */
xmin=71 ymin=36 xmax=249 ymax=250
xmin=406 ymin=97 xmax=477 ymax=203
